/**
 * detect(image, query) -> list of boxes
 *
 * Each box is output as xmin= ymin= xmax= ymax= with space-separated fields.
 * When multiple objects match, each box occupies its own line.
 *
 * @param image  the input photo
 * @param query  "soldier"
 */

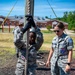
xmin=12 ymin=22 xmax=24 ymax=58
xmin=14 ymin=15 xmax=43 ymax=75
xmin=30 ymin=27 xmax=43 ymax=50
xmin=12 ymin=23 xmax=24 ymax=58
xmin=46 ymin=22 xmax=74 ymax=75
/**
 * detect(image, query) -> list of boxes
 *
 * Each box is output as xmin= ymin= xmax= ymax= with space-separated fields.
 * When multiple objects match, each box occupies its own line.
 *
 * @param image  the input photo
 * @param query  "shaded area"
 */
xmin=0 ymin=52 xmax=75 ymax=75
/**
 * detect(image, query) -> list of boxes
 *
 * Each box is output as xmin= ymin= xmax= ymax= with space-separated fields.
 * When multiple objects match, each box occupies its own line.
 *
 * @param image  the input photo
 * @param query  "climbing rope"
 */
xmin=1 ymin=0 xmax=18 ymax=27
xmin=47 ymin=0 xmax=57 ymax=18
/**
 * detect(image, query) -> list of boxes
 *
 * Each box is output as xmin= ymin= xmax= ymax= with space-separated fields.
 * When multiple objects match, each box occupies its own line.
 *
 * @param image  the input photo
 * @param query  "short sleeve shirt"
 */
xmin=51 ymin=33 xmax=74 ymax=66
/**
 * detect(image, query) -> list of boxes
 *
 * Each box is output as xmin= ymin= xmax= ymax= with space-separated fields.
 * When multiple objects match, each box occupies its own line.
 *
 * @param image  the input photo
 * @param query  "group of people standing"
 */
xmin=13 ymin=15 xmax=74 ymax=75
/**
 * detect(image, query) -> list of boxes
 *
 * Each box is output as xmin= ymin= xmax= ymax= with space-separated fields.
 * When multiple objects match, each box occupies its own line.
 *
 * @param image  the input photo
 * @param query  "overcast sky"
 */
xmin=0 ymin=0 xmax=75 ymax=18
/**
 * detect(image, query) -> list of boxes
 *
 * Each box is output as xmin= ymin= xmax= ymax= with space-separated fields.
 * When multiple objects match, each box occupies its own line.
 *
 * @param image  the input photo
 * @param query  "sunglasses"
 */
xmin=54 ymin=30 xmax=60 ymax=32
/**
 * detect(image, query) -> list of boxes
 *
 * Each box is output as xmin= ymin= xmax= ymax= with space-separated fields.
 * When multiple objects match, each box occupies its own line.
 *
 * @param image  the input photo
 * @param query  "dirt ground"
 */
xmin=0 ymin=52 xmax=75 ymax=75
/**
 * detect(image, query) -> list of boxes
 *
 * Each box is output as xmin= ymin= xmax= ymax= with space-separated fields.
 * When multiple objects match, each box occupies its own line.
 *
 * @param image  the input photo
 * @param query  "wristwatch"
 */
xmin=67 ymin=63 xmax=71 ymax=65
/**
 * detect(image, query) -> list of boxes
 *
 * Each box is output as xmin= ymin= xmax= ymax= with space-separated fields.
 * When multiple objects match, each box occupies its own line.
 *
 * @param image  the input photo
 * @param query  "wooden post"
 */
xmin=8 ymin=23 xmax=10 ymax=33
xmin=2 ymin=24 xmax=4 ymax=32
xmin=24 ymin=0 xmax=34 ymax=75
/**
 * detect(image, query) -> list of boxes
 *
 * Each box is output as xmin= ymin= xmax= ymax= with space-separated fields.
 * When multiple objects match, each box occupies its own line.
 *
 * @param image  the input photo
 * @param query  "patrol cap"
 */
xmin=18 ymin=20 xmax=24 ymax=26
xmin=18 ymin=22 xmax=24 ymax=26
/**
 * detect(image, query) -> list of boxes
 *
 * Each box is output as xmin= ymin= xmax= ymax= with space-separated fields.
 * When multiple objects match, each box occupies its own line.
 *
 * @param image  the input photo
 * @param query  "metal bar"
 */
xmin=36 ymin=67 xmax=75 ymax=71
xmin=36 ymin=67 xmax=50 ymax=71
xmin=24 ymin=0 xmax=34 ymax=75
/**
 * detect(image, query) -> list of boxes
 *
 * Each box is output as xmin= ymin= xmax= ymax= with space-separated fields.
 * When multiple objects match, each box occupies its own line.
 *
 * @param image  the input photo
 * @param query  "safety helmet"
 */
xmin=29 ymin=27 xmax=36 ymax=33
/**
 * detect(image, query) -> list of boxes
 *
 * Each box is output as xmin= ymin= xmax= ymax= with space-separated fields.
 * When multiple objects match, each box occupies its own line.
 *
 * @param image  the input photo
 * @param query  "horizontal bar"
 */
xmin=36 ymin=67 xmax=75 ymax=71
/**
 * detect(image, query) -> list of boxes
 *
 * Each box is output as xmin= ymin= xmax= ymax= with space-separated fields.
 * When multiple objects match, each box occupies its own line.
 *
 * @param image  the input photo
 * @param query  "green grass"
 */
xmin=0 ymin=29 xmax=75 ymax=59
xmin=0 ymin=28 xmax=14 ymax=33
xmin=0 ymin=33 xmax=16 ymax=66
xmin=41 ymin=30 xmax=53 ymax=33
xmin=41 ymin=30 xmax=75 ymax=58
xmin=0 ymin=33 xmax=15 ymax=55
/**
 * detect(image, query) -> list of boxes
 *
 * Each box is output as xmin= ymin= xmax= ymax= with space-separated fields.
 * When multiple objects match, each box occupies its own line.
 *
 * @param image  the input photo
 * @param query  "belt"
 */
xmin=59 ymin=55 xmax=68 ymax=59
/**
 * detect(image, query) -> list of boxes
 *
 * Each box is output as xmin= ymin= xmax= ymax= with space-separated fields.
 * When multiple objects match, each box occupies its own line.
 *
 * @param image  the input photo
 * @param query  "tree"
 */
xmin=72 ymin=27 xmax=75 ymax=33
xmin=57 ymin=11 xmax=75 ymax=30
xmin=46 ymin=25 xmax=52 ymax=31
xmin=45 ymin=16 xmax=49 ymax=19
xmin=62 ymin=11 xmax=68 ymax=22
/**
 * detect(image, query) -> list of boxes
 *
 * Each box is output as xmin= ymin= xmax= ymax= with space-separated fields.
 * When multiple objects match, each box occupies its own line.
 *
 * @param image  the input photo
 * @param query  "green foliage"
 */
xmin=46 ymin=25 xmax=52 ymax=31
xmin=0 ymin=28 xmax=2 ymax=29
xmin=57 ymin=11 xmax=75 ymax=30
xmin=72 ymin=27 xmax=75 ymax=32
xmin=45 ymin=16 xmax=49 ymax=19
xmin=41 ymin=30 xmax=51 ymax=33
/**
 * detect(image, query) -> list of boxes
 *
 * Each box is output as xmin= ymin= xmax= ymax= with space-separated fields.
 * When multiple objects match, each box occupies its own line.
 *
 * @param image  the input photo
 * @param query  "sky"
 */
xmin=0 ymin=0 xmax=75 ymax=18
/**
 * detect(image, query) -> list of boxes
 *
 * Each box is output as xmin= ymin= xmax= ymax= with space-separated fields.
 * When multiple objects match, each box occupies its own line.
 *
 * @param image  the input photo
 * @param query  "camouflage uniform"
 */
xmin=14 ymin=27 xmax=43 ymax=75
xmin=13 ymin=26 xmax=22 ymax=57
xmin=51 ymin=33 xmax=74 ymax=75
xmin=30 ymin=27 xmax=44 ymax=50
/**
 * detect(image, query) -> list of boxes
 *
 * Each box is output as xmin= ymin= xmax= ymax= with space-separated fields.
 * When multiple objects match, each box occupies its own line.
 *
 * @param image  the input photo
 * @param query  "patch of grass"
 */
xmin=0 ymin=33 xmax=15 ymax=57
xmin=0 ymin=29 xmax=75 ymax=61
xmin=0 ymin=32 xmax=15 ymax=66
xmin=41 ymin=30 xmax=53 ymax=33
xmin=40 ymin=30 xmax=75 ymax=58
xmin=0 ymin=33 xmax=14 ymax=48
xmin=0 ymin=28 xmax=14 ymax=33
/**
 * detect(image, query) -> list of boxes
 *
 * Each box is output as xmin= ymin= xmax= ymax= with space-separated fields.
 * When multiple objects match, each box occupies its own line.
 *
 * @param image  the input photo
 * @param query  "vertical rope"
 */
xmin=1 ymin=0 xmax=18 ymax=32
xmin=47 ymin=0 xmax=58 ymax=18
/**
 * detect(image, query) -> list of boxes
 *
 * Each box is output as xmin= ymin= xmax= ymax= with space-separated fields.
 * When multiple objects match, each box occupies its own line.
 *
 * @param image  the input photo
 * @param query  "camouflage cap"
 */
xmin=18 ymin=22 xmax=24 ymax=26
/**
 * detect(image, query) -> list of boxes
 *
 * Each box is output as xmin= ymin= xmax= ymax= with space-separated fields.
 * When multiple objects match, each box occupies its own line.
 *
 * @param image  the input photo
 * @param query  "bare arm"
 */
xmin=46 ymin=48 xmax=54 ymax=67
xmin=65 ymin=49 xmax=73 ymax=72
xmin=68 ymin=50 xmax=73 ymax=63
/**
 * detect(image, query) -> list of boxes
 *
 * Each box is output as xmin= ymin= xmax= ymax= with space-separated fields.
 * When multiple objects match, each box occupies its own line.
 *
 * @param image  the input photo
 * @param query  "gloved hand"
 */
xmin=21 ymin=22 xmax=31 ymax=33
xmin=21 ymin=14 xmax=36 ymax=34
xmin=16 ymin=53 xmax=19 ymax=58
xmin=25 ymin=14 xmax=36 ymax=27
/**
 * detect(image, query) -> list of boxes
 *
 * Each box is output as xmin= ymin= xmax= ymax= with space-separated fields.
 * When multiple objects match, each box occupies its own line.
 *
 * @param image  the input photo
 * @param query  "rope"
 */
xmin=47 ymin=0 xmax=58 ymax=18
xmin=46 ymin=0 xmax=68 ymax=34
xmin=1 ymin=0 xmax=18 ymax=26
